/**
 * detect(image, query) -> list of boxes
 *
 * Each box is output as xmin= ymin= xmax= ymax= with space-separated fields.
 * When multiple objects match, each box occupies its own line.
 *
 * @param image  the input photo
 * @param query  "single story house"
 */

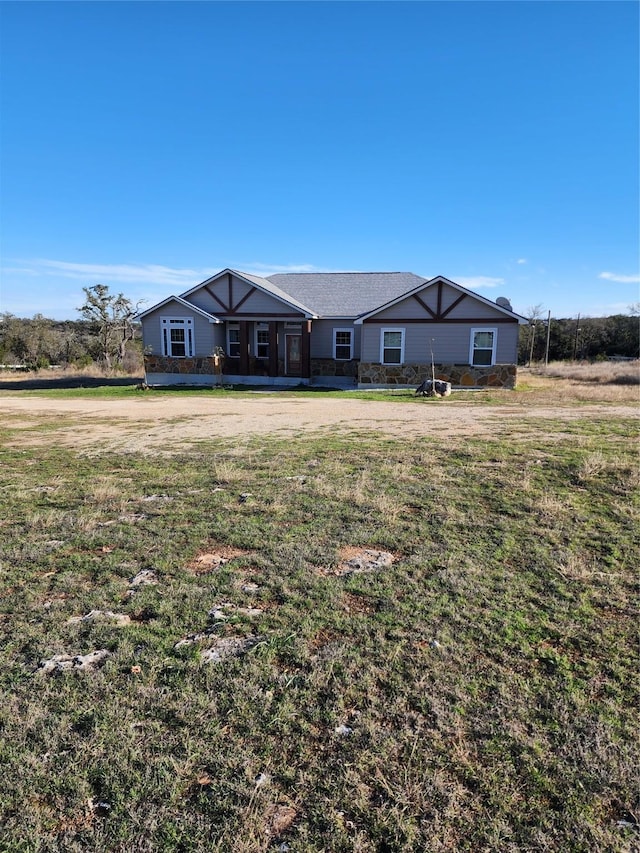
xmin=137 ymin=269 xmax=528 ymax=388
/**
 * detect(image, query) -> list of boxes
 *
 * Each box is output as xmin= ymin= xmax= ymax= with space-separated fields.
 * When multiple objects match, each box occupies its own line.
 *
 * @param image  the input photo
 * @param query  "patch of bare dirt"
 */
xmin=186 ymin=545 xmax=250 ymax=575
xmin=263 ymin=802 xmax=298 ymax=838
xmin=0 ymin=393 xmax=637 ymax=455
xmin=326 ymin=546 xmax=397 ymax=577
xmin=342 ymin=592 xmax=376 ymax=614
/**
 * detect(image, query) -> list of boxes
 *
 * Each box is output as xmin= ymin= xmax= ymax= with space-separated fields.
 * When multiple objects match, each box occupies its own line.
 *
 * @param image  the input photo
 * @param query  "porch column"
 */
xmin=239 ymin=321 xmax=250 ymax=375
xmin=268 ymin=322 xmax=278 ymax=377
xmin=301 ymin=320 xmax=312 ymax=379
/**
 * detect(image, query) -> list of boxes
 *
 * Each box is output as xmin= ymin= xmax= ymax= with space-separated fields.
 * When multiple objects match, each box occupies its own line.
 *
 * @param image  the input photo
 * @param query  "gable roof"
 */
xmin=180 ymin=268 xmax=318 ymax=318
xmin=137 ymin=269 xmax=528 ymax=325
xmin=354 ymin=275 xmax=529 ymax=324
xmin=135 ymin=294 xmax=222 ymax=322
xmin=266 ymin=272 xmax=426 ymax=318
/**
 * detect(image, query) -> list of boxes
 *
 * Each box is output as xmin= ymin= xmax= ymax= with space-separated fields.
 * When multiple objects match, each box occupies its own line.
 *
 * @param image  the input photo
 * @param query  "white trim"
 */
xmin=380 ymin=328 xmax=405 ymax=365
xmin=354 ymin=276 xmax=528 ymax=324
xmin=333 ymin=327 xmax=353 ymax=360
xmin=161 ymin=317 xmax=195 ymax=358
xmin=469 ymin=327 xmax=498 ymax=366
xmin=136 ymin=295 xmax=221 ymax=322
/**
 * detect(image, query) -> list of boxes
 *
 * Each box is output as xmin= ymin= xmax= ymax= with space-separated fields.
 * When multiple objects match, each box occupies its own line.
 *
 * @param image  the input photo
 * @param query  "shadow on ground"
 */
xmin=0 ymin=376 xmax=143 ymax=391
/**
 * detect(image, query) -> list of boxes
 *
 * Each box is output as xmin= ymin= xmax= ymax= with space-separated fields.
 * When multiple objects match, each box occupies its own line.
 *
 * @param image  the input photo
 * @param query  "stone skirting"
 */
xmin=357 ymin=363 xmax=517 ymax=388
xmin=144 ymin=355 xmax=219 ymax=376
xmin=311 ymin=358 xmax=359 ymax=378
xmin=144 ymin=355 xmax=516 ymax=389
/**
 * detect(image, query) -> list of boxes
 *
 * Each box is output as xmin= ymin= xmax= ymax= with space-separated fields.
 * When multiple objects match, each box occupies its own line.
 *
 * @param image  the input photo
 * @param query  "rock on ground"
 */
xmin=334 ymin=548 xmax=395 ymax=577
xmin=68 ymin=610 xmax=131 ymax=626
xmin=39 ymin=649 xmax=111 ymax=674
xmin=200 ymin=636 xmax=262 ymax=664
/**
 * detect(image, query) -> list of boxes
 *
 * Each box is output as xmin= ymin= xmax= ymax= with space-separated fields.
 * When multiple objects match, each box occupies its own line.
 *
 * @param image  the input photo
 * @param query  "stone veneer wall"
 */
xmin=145 ymin=355 xmax=516 ymax=388
xmin=144 ymin=355 xmax=218 ymax=376
xmin=358 ymin=363 xmax=517 ymax=388
xmin=311 ymin=358 xmax=359 ymax=378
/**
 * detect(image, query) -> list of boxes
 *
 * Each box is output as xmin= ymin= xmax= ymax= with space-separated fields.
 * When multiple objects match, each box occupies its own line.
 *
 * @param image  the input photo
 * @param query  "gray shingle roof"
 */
xmin=265 ymin=272 xmax=427 ymax=317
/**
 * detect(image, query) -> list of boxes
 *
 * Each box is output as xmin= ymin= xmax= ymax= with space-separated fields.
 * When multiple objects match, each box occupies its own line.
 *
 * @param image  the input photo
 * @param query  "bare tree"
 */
xmin=526 ymin=304 xmax=545 ymax=365
xmin=78 ymin=285 xmax=139 ymax=369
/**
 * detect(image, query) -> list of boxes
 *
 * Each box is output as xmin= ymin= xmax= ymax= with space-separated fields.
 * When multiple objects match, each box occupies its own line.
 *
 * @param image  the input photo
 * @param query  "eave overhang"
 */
xmin=353 ymin=276 xmax=529 ymax=324
xmin=135 ymin=295 xmax=222 ymax=323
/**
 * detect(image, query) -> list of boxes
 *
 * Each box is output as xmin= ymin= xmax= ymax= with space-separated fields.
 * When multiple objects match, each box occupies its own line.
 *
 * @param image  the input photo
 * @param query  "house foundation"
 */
xmin=144 ymin=355 xmax=517 ymax=389
xmin=144 ymin=354 xmax=218 ymax=376
xmin=358 ymin=363 xmax=517 ymax=389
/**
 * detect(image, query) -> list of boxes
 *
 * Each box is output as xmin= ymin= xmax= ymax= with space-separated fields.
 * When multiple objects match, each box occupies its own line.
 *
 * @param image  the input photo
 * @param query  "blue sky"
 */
xmin=1 ymin=1 xmax=638 ymax=320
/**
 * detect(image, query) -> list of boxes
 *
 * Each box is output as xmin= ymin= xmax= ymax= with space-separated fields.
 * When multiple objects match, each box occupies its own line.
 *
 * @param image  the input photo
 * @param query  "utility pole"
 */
xmin=573 ymin=314 xmax=581 ymax=361
xmin=528 ymin=319 xmax=536 ymax=366
xmin=544 ymin=310 xmax=551 ymax=367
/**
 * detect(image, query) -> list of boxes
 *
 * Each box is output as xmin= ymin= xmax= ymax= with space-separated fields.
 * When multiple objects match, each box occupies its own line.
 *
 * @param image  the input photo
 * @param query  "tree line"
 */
xmin=0 ymin=285 xmax=143 ymax=372
xmin=518 ymin=309 xmax=639 ymax=364
xmin=1 ymin=286 xmax=638 ymax=370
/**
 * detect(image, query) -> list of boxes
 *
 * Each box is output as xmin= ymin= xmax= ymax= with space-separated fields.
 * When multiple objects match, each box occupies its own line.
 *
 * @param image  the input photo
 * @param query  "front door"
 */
xmin=285 ymin=334 xmax=302 ymax=376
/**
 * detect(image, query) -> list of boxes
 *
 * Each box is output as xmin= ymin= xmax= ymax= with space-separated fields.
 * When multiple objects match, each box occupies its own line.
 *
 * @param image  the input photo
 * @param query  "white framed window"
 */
xmin=333 ymin=328 xmax=353 ymax=360
xmin=161 ymin=317 xmax=194 ymax=358
xmin=255 ymin=323 xmax=270 ymax=359
xmin=227 ymin=323 xmax=240 ymax=358
xmin=380 ymin=328 xmax=405 ymax=364
xmin=470 ymin=328 xmax=497 ymax=366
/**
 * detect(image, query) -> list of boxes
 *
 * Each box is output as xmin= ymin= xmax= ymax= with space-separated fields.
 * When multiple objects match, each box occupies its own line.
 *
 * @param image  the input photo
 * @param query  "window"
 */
xmin=227 ymin=323 xmax=240 ymax=358
xmin=161 ymin=317 xmax=194 ymax=357
xmin=255 ymin=324 xmax=270 ymax=359
xmin=380 ymin=328 xmax=405 ymax=364
xmin=470 ymin=328 xmax=497 ymax=366
xmin=333 ymin=328 xmax=353 ymax=360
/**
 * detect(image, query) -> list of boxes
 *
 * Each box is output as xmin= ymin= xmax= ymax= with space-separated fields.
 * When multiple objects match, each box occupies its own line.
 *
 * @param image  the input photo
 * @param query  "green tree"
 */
xmin=0 ymin=313 xmax=51 ymax=367
xmin=0 ymin=313 xmax=23 ymax=363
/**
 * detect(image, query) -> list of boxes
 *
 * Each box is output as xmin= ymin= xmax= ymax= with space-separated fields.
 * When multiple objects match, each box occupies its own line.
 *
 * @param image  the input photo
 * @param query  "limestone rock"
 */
xmin=128 ymin=569 xmax=158 ymax=591
xmin=200 ymin=635 xmax=262 ymax=664
xmin=39 ymin=649 xmax=111 ymax=674
xmin=335 ymin=549 xmax=395 ymax=577
xmin=68 ymin=610 xmax=131 ymax=626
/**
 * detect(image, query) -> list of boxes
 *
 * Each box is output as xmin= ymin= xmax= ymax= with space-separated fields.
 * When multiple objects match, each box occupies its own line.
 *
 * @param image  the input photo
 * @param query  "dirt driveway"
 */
xmin=1 ymin=393 xmax=637 ymax=454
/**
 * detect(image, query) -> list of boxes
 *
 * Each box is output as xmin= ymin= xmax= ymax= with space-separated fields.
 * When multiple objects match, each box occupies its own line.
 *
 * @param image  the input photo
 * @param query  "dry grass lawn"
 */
xmin=0 ymin=372 xmax=637 ymax=851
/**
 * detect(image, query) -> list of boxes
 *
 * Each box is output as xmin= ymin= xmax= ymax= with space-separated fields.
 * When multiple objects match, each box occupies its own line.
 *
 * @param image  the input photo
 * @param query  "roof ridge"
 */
xmin=268 ymin=271 xmax=418 ymax=276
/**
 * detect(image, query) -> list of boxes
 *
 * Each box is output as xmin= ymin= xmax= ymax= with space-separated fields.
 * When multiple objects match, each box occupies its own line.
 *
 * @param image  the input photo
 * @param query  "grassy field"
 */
xmin=0 ymin=383 xmax=638 ymax=851
xmin=531 ymin=361 xmax=639 ymax=385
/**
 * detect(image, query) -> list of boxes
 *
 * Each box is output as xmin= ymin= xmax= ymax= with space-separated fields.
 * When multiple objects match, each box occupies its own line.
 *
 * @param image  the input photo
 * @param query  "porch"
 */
xmin=224 ymin=319 xmax=311 ymax=379
xmin=143 ymin=319 xmax=314 ymax=385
